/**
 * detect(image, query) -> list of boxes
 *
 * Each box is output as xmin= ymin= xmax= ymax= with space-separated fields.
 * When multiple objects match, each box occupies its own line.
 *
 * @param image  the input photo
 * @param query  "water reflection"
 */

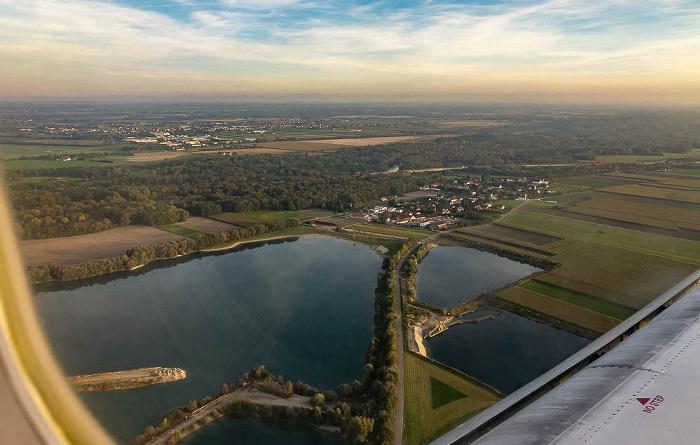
xmin=34 ymin=237 xmax=380 ymax=443
xmin=416 ymin=246 xmax=542 ymax=307
xmin=426 ymin=311 xmax=591 ymax=394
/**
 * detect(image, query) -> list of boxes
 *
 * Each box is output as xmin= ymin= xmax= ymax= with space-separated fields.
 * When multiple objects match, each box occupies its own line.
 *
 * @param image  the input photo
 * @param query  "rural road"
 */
xmin=148 ymin=387 xmax=312 ymax=445
xmin=391 ymin=201 xmax=525 ymax=444
xmin=392 ymin=231 xmax=442 ymax=445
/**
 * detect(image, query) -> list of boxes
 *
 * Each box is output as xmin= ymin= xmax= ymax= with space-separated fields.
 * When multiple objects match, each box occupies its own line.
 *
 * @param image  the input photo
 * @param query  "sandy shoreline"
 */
xmin=409 ymin=325 xmax=427 ymax=357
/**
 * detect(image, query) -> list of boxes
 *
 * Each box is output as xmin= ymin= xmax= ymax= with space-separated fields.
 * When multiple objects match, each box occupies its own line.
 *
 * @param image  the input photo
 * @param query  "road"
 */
xmin=149 ymin=386 xmax=312 ymax=445
xmin=391 ymin=201 xmax=526 ymax=444
xmin=392 ymin=231 xmax=442 ymax=445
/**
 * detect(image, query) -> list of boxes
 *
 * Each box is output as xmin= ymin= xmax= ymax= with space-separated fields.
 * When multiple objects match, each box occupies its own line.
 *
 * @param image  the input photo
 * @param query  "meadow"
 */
xmin=404 ymin=353 xmax=502 ymax=445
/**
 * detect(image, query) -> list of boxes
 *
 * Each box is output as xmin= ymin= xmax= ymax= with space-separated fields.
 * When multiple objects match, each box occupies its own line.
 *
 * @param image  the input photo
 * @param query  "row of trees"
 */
xmin=27 ymin=219 xmax=300 ymax=283
xmin=130 ymin=243 xmax=408 ymax=445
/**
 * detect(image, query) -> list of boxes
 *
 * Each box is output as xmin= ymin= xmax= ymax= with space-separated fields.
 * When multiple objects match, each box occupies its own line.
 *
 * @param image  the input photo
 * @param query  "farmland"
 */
xmin=451 ymin=177 xmax=700 ymax=337
xmin=211 ymin=209 xmax=335 ymax=227
xmin=467 ymin=223 xmax=561 ymax=246
xmin=156 ymin=224 xmax=202 ymax=238
xmin=0 ymin=142 xmax=125 ymax=159
xmin=404 ymin=353 xmax=502 ymax=445
xmin=1 ymin=157 xmax=129 ymax=170
xmin=600 ymin=183 xmax=700 ymax=204
xmin=350 ymin=222 xmax=432 ymax=240
xmin=252 ymin=134 xmax=455 ymax=153
xmin=520 ymin=280 xmax=636 ymax=320
xmin=19 ymin=225 xmax=185 ymax=266
xmin=501 ymin=211 xmax=700 ymax=265
xmin=496 ymin=286 xmax=620 ymax=334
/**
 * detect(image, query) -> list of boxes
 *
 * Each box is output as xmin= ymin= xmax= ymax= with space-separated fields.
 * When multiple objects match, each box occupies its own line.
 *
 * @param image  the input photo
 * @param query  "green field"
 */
xmin=430 ymin=377 xmax=467 ymax=409
xmin=600 ymin=183 xmax=700 ymax=204
xmin=157 ymin=224 xmax=203 ymax=238
xmin=491 ymin=199 xmax=520 ymax=211
xmin=1 ymin=158 xmax=128 ymax=170
xmin=246 ymin=209 xmax=336 ymax=221
xmin=331 ymin=231 xmax=408 ymax=256
xmin=502 ymin=211 xmax=700 ymax=265
xmin=670 ymin=168 xmax=700 ymax=177
xmin=212 ymin=209 xmax=335 ymax=227
xmin=554 ymin=177 xmax=622 ymax=190
xmin=572 ymin=195 xmax=700 ymax=229
xmin=496 ymin=286 xmax=621 ymax=334
xmin=0 ymin=142 xmax=126 ymax=160
xmin=595 ymin=151 xmax=700 ymax=163
xmin=404 ymin=353 xmax=502 ymax=445
xmin=210 ymin=212 xmax=267 ymax=227
xmin=521 ymin=280 xmax=636 ymax=320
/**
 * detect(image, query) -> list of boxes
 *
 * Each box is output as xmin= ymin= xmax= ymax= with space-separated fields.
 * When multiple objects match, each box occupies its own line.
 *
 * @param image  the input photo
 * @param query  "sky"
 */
xmin=1 ymin=0 xmax=700 ymax=105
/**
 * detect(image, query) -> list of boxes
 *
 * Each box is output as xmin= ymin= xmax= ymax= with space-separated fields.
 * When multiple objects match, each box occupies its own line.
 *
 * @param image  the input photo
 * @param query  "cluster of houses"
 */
xmin=345 ymin=175 xmax=551 ymax=230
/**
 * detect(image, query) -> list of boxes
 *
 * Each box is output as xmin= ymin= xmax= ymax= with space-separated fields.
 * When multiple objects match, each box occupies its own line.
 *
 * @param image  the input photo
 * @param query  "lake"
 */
xmin=33 ymin=236 xmax=381 ymax=444
xmin=180 ymin=417 xmax=340 ymax=445
xmin=415 ymin=246 xmax=542 ymax=307
xmin=425 ymin=310 xmax=591 ymax=394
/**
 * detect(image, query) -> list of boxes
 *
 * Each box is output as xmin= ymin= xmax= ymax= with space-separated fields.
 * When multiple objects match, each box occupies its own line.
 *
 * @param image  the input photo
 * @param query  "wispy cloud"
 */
xmin=1 ymin=0 xmax=699 ymax=102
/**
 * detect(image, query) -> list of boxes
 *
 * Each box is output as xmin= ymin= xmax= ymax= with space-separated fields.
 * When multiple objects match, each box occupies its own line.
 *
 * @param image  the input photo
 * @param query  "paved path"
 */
xmin=149 ymin=387 xmax=311 ymax=445
xmin=392 ymin=232 xmax=442 ymax=445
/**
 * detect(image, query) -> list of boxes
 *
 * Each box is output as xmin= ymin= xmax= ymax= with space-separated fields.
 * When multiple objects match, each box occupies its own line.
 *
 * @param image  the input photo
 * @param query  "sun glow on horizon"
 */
xmin=1 ymin=0 xmax=700 ymax=105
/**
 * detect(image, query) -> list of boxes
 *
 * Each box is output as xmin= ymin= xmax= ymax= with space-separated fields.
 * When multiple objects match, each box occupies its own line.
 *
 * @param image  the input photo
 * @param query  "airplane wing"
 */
xmin=433 ymin=274 xmax=700 ymax=445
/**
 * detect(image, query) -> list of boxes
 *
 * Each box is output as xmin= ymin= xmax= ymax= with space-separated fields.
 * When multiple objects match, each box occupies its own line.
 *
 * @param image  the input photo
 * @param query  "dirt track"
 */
xmin=149 ymin=387 xmax=317 ymax=445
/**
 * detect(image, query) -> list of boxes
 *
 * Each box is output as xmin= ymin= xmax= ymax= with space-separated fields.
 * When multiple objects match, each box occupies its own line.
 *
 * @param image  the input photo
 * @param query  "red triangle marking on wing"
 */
xmin=636 ymin=397 xmax=651 ymax=405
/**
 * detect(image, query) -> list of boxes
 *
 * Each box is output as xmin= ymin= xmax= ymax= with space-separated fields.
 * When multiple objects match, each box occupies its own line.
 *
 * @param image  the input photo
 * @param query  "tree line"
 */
xmin=130 ymin=242 xmax=409 ymax=445
xmin=11 ymin=111 xmax=698 ymax=240
xmin=27 ymin=218 xmax=300 ymax=283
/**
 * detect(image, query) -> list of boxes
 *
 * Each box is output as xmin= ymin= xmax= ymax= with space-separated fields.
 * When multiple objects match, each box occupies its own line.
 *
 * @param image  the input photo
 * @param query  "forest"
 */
xmin=5 ymin=108 xmax=700 ymax=240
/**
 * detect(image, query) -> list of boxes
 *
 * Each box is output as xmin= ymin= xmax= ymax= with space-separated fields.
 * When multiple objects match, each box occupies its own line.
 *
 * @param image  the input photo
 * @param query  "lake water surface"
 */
xmin=415 ymin=246 xmax=542 ymax=307
xmin=34 ymin=237 xmax=381 ymax=444
xmin=180 ymin=417 xmax=341 ymax=445
xmin=426 ymin=311 xmax=591 ymax=394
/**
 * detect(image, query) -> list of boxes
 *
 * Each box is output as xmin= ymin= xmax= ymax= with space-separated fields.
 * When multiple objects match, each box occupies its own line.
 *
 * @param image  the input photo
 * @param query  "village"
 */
xmin=345 ymin=175 xmax=552 ymax=229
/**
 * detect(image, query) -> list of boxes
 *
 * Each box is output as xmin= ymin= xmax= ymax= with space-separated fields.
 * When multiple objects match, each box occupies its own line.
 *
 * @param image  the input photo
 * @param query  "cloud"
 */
xmin=220 ymin=0 xmax=308 ymax=9
xmin=0 ymin=0 xmax=699 ymax=100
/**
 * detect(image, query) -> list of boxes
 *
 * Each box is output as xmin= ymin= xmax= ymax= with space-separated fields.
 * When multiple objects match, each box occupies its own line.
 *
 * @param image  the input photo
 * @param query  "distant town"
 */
xmin=346 ymin=176 xmax=551 ymax=229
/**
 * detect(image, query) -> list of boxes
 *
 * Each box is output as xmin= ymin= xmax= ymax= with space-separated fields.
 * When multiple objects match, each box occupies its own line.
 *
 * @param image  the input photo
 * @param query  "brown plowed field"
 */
xmin=20 ymin=226 xmax=184 ymax=266
xmin=469 ymin=223 xmax=562 ymax=245
xmin=175 ymin=217 xmax=239 ymax=234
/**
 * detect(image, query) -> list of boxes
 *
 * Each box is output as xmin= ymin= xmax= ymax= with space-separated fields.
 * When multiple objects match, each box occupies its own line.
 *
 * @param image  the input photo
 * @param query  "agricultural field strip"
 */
xmin=351 ymin=223 xmax=431 ymax=239
xmin=496 ymin=287 xmax=620 ymax=335
xmin=468 ymin=223 xmax=562 ymax=246
xmin=572 ymin=196 xmax=700 ymax=227
xmin=638 ymin=182 xmax=700 ymax=192
xmin=564 ymin=205 xmax=700 ymax=232
xmin=534 ymin=274 xmax=647 ymax=310
xmin=453 ymin=229 xmax=556 ymax=257
xmin=445 ymin=231 xmax=555 ymax=260
xmin=540 ymin=240 xmax=697 ymax=309
xmin=520 ymin=280 xmax=636 ymax=319
xmin=501 ymin=211 xmax=700 ymax=265
xmin=470 ymin=211 xmax=698 ymax=310
xmin=599 ymin=184 xmax=700 ymax=204
xmin=157 ymin=224 xmax=202 ymax=238
xmin=0 ymin=143 xmax=126 ymax=159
